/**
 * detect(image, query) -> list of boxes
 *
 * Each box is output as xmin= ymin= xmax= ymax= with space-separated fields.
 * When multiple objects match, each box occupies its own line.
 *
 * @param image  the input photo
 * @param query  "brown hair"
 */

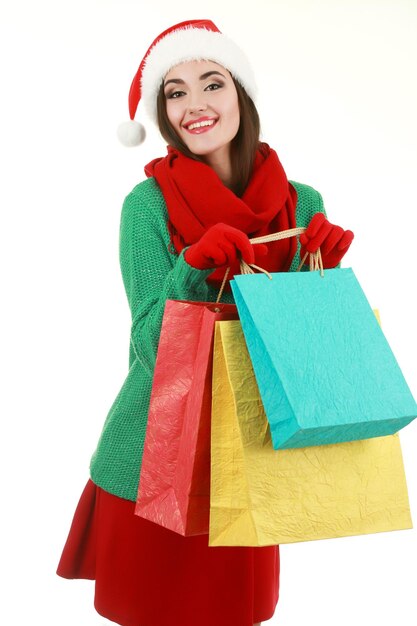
xmin=156 ymin=75 xmax=263 ymax=197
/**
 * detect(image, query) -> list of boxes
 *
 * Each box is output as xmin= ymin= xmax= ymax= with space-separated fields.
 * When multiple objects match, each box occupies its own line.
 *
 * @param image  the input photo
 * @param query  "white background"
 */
xmin=1 ymin=1 xmax=416 ymax=625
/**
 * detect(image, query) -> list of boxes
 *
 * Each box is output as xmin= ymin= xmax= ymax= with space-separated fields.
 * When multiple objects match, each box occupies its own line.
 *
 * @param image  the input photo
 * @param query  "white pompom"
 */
xmin=117 ymin=120 xmax=146 ymax=147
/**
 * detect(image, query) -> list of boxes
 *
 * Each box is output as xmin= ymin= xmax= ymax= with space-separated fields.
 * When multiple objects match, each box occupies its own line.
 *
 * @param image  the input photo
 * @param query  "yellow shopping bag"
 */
xmin=209 ymin=319 xmax=413 ymax=547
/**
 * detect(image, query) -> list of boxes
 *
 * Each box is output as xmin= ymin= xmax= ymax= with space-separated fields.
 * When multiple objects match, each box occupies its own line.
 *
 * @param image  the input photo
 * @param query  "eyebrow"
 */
xmin=163 ymin=71 xmax=226 ymax=89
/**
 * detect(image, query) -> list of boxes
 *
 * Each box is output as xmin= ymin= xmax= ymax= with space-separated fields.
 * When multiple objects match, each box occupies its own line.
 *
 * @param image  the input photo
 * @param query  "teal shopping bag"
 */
xmin=230 ymin=268 xmax=417 ymax=449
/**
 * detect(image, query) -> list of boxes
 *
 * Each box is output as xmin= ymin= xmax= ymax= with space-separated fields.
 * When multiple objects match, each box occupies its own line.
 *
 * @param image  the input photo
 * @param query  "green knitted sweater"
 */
xmin=90 ymin=176 xmax=327 ymax=501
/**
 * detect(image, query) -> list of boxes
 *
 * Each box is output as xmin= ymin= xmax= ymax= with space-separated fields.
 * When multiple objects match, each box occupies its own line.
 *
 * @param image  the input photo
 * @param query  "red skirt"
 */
xmin=57 ymin=480 xmax=280 ymax=626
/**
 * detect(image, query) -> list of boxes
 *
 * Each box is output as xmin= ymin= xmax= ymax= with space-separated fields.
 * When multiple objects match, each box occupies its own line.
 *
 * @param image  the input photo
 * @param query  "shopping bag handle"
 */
xmin=216 ymin=227 xmax=324 ymax=303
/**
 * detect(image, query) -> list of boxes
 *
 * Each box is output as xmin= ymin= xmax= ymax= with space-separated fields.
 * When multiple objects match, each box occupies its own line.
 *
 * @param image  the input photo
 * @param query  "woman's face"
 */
xmin=163 ymin=60 xmax=240 ymax=167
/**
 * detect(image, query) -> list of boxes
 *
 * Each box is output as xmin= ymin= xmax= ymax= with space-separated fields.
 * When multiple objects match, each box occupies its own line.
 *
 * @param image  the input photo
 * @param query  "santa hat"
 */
xmin=117 ymin=19 xmax=257 ymax=146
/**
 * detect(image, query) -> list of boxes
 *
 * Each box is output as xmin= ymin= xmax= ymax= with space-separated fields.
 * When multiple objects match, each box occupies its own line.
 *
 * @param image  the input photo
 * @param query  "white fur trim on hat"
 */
xmin=141 ymin=27 xmax=257 ymax=124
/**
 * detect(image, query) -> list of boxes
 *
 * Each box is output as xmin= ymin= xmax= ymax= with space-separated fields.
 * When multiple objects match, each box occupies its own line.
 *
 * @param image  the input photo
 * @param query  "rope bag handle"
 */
xmin=216 ymin=227 xmax=324 ymax=303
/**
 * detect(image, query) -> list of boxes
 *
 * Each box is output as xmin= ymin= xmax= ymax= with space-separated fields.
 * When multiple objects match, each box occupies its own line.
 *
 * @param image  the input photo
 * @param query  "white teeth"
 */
xmin=187 ymin=120 xmax=216 ymax=131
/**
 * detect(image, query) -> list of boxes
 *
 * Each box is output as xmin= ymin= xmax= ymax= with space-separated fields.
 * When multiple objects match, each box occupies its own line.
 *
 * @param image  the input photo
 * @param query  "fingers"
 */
xmin=301 ymin=213 xmax=326 ymax=239
xmin=223 ymin=228 xmax=255 ymax=265
xmin=301 ymin=219 xmax=333 ymax=253
xmin=218 ymin=234 xmax=268 ymax=266
xmin=215 ymin=239 xmax=240 ymax=266
xmin=337 ymin=229 xmax=354 ymax=251
xmin=204 ymin=245 xmax=229 ymax=267
xmin=218 ymin=240 xmax=268 ymax=266
xmin=319 ymin=225 xmax=344 ymax=256
xmin=299 ymin=213 xmax=328 ymax=249
xmin=253 ymin=243 xmax=269 ymax=257
xmin=301 ymin=214 xmax=354 ymax=257
xmin=185 ymin=223 xmax=256 ymax=270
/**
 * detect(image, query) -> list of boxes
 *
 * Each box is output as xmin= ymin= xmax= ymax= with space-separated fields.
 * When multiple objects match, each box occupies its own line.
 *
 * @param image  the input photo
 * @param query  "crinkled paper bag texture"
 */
xmin=136 ymin=299 xmax=237 ymax=536
xmin=209 ymin=320 xmax=412 ymax=547
xmin=231 ymin=268 xmax=417 ymax=449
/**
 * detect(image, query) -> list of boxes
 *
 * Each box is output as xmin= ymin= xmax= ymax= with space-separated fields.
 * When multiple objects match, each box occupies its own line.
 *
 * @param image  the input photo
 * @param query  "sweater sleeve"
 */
xmin=119 ymin=186 xmax=212 ymax=373
xmin=302 ymin=188 xmax=342 ymax=269
xmin=316 ymin=190 xmax=342 ymax=269
xmin=291 ymin=183 xmax=327 ymax=272
xmin=317 ymin=190 xmax=330 ymax=220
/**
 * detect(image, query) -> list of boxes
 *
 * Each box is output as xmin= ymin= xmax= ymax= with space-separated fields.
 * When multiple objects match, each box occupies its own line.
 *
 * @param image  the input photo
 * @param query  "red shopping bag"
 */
xmin=135 ymin=299 xmax=238 ymax=535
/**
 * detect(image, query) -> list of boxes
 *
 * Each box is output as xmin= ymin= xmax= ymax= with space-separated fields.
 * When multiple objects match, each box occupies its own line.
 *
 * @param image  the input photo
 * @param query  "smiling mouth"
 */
xmin=184 ymin=119 xmax=218 ymax=134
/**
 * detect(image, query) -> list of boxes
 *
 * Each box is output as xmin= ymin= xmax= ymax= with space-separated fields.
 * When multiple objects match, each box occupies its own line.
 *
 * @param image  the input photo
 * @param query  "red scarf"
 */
xmin=144 ymin=142 xmax=298 ymax=287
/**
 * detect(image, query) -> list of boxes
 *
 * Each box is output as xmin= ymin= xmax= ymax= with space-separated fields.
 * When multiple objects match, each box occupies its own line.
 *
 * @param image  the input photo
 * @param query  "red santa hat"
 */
xmin=117 ymin=19 xmax=257 ymax=146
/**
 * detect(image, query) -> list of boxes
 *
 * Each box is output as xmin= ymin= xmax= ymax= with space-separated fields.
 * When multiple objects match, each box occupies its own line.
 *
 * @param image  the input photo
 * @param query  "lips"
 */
xmin=183 ymin=116 xmax=218 ymax=134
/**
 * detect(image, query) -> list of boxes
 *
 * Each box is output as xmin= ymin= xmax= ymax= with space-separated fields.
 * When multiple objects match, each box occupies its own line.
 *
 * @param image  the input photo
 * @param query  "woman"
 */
xmin=57 ymin=19 xmax=354 ymax=626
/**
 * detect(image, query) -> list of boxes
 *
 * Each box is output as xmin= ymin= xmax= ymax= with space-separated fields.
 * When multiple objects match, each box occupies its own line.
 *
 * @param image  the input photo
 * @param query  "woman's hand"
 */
xmin=184 ymin=223 xmax=267 ymax=270
xmin=300 ymin=213 xmax=354 ymax=268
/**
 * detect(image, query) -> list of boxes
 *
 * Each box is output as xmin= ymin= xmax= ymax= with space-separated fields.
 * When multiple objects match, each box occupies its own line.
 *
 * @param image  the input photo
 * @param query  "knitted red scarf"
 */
xmin=144 ymin=142 xmax=297 ymax=287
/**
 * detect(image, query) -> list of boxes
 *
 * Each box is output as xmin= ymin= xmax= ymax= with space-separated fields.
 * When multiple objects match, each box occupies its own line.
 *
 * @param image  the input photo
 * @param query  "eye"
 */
xmin=205 ymin=83 xmax=222 ymax=91
xmin=166 ymin=90 xmax=185 ymax=99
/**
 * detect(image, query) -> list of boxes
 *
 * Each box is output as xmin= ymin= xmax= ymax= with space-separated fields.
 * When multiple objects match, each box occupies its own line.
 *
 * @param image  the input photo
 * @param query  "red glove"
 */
xmin=299 ymin=213 xmax=354 ymax=269
xmin=184 ymin=223 xmax=267 ymax=270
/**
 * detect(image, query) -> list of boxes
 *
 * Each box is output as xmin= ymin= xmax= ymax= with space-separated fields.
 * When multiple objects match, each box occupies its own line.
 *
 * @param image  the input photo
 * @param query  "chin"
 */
xmin=183 ymin=140 xmax=231 ymax=158
xmin=187 ymin=146 xmax=218 ymax=157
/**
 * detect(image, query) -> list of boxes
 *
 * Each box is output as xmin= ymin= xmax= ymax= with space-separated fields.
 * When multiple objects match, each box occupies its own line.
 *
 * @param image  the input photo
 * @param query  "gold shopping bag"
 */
xmin=209 ymin=319 xmax=413 ymax=547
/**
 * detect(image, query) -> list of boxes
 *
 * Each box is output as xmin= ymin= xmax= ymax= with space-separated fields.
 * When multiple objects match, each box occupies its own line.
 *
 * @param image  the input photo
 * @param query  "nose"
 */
xmin=189 ymin=101 xmax=207 ymax=114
